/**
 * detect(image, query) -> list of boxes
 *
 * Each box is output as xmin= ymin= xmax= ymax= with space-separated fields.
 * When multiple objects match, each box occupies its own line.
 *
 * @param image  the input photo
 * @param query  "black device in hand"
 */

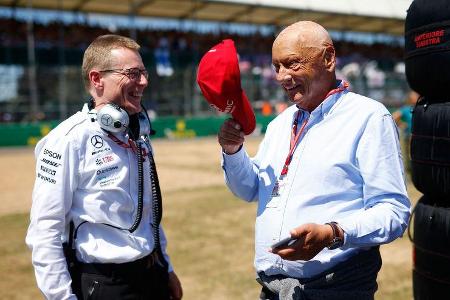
xmin=271 ymin=237 xmax=297 ymax=249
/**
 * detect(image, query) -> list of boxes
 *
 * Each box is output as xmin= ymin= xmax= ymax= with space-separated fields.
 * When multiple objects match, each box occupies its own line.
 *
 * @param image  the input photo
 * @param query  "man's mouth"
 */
xmin=129 ymin=91 xmax=143 ymax=98
xmin=285 ymin=84 xmax=301 ymax=93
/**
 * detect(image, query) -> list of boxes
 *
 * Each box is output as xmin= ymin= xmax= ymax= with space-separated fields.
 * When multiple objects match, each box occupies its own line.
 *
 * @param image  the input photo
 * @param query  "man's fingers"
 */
xmin=221 ymin=119 xmax=244 ymax=138
xmin=290 ymin=226 xmax=310 ymax=239
xmin=273 ymin=247 xmax=297 ymax=260
xmin=218 ymin=119 xmax=245 ymax=154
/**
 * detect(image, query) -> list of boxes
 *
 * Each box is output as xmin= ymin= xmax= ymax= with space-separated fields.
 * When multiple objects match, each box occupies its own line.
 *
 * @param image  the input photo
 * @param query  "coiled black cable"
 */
xmin=148 ymin=150 xmax=163 ymax=251
xmin=128 ymin=141 xmax=144 ymax=233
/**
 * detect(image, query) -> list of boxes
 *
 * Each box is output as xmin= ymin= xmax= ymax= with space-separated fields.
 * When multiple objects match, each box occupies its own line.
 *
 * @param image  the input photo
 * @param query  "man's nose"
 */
xmin=276 ymin=66 xmax=293 ymax=83
xmin=138 ymin=74 xmax=149 ymax=86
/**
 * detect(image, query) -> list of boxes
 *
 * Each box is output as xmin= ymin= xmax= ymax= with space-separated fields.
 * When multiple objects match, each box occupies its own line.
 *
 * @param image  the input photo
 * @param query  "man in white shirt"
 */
xmin=26 ymin=34 xmax=182 ymax=300
xmin=218 ymin=21 xmax=410 ymax=299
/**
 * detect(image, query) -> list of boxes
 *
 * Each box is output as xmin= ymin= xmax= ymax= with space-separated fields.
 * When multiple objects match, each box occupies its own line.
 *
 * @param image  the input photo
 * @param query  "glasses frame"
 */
xmin=99 ymin=67 xmax=149 ymax=81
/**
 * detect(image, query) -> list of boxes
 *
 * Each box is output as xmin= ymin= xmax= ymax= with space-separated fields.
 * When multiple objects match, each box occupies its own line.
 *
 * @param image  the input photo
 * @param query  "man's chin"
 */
xmin=289 ymin=95 xmax=303 ymax=106
xmin=123 ymin=102 xmax=142 ymax=115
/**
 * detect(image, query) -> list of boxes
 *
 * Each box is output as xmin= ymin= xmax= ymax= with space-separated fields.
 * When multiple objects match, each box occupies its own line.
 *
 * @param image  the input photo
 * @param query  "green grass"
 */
xmin=0 ymin=213 xmax=42 ymax=300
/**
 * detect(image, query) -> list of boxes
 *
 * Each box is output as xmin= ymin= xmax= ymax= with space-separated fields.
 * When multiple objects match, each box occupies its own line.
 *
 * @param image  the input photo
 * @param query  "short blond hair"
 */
xmin=81 ymin=34 xmax=141 ymax=91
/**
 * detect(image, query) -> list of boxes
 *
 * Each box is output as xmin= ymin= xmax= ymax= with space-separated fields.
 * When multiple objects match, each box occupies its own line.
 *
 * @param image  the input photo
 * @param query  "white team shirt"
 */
xmin=26 ymin=107 xmax=172 ymax=300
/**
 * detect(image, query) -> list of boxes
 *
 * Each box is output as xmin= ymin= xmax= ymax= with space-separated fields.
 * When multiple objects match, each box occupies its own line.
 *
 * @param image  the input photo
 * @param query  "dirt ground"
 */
xmin=0 ymin=147 xmax=36 ymax=216
xmin=0 ymin=137 xmax=420 ymax=268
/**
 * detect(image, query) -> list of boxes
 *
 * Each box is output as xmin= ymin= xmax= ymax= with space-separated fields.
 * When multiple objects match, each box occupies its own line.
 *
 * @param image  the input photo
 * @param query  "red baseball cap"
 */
xmin=197 ymin=39 xmax=256 ymax=135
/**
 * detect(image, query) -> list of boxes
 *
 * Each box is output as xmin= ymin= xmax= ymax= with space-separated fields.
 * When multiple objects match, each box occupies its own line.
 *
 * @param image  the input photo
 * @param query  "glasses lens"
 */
xmin=126 ymin=68 xmax=148 ymax=80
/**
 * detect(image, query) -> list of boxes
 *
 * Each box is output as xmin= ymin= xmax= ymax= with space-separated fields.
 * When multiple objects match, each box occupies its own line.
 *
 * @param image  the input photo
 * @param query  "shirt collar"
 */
xmin=297 ymin=79 xmax=348 ymax=122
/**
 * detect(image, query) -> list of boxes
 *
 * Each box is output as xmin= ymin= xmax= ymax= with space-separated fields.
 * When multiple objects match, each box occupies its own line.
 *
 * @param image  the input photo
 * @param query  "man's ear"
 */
xmin=324 ymin=46 xmax=336 ymax=71
xmin=89 ymin=70 xmax=103 ymax=90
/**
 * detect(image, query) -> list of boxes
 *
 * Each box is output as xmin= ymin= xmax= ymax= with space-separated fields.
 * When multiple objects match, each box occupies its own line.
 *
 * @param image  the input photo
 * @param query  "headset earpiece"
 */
xmin=91 ymin=102 xmax=153 ymax=137
xmin=96 ymin=103 xmax=129 ymax=133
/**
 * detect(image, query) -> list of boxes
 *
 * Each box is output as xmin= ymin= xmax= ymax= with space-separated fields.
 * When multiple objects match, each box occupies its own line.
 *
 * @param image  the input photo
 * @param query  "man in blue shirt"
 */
xmin=218 ymin=21 xmax=410 ymax=299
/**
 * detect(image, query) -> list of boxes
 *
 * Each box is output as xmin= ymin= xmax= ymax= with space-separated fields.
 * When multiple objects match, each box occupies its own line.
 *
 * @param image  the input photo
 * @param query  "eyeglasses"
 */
xmin=99 ymin=67 xmax=149 ymax=81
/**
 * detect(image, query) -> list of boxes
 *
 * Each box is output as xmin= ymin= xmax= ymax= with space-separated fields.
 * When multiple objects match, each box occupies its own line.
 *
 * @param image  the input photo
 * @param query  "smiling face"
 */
xmin=272 ymin=21 xmax=336 ymax=112
xmin=83 ymin=35 xmax=148 ymax=115
xmin=98 ymin=48 xmax=148 ymax=115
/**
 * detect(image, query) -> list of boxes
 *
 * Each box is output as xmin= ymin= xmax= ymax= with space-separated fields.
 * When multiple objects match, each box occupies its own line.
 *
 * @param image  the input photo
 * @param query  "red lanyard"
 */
xmin=281 ymin=110 xmax=308 ymax=176
xmin=107 ymin=133 xmax=147 ymax=157
xmin=280 ymin=81 xmax=349 ymax=177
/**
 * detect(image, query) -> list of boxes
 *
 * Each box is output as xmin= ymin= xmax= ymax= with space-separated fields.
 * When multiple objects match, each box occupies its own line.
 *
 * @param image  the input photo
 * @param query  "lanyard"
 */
xmin=281 ymin=110 xmax=308 ymax=176
xmin=280 ymin=81 xmax=349 ymax=177
xmin=107 ymin=133 xmax=147 ymax=157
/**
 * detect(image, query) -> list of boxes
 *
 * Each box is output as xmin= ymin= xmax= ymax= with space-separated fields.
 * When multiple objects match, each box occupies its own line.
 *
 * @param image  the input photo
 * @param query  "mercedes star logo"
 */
xmin=91 ymin=135 xmax=104 ymax=148
xmin=101 ymin=114 xmax=112 ymax=126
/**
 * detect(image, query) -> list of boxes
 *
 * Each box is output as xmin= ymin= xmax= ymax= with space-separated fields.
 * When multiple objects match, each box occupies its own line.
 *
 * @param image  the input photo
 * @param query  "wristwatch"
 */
xmin=325 ymin=222 xmax=344 ymax=250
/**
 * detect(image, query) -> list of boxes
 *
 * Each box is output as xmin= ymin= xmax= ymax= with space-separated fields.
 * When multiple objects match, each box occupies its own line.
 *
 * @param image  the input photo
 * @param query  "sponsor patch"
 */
xmin=37 ymin=172 xmax=56 ymax=184
xmin=41 ymin=157 xmax=61 ymax=168
xmin=91 ymin=147 xmax=111 ymax=156
xmin=96 ymin=165 xmax=118 ymax=176
xmin=43 ymin=149 xmax=62 ymax=160
xmin=99 ymin=176 xmax=118 ymax=187
xmin=40 ymin=165 xmax=56 ymax=176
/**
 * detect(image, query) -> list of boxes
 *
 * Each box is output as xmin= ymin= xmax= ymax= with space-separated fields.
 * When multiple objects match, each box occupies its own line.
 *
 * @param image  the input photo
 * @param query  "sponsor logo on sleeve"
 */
xmin=41 ymin=158 xmax=61 ymax=168
xmin=40 ymin=165 xmax=56 ymax=176
xmin=37 ymin=173 xmax=56 ymax=184
xmin=43 ymin=149 xmax=62 ymax=160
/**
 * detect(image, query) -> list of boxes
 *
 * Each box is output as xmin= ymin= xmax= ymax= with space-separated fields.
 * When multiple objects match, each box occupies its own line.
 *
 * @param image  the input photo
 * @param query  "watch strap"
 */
xmin=325 ymin=221 xmax=343 ymax=250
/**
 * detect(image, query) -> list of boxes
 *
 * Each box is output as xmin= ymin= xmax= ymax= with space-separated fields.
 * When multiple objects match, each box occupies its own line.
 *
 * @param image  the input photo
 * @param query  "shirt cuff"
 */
xmin=335 ymin=218 xmax=357 ymax=248
xmin=221 ymin=145 xmax=245 ymax=168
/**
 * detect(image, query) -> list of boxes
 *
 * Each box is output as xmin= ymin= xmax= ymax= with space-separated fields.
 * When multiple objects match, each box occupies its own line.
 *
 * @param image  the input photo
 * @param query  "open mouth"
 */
xmin=285 ymin=84 xmax=302 ymax=94
xmin=128 ymin=91 xmax=143 ymax=99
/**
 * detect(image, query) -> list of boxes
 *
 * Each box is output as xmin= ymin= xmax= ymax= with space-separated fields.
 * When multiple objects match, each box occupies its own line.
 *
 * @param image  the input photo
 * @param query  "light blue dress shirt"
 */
xmin=222 ymin=84 xmax=410 ymax=279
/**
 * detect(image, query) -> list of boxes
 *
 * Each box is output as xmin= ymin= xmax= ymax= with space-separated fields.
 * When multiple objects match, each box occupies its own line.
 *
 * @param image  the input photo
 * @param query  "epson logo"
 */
xmin=43 ymin=149 xmax=62 ymax=160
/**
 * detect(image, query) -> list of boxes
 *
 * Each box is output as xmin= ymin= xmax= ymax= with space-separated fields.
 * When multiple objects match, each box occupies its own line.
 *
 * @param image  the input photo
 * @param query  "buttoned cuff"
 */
xmin=221 ymin=145 xmax=245 ymax=169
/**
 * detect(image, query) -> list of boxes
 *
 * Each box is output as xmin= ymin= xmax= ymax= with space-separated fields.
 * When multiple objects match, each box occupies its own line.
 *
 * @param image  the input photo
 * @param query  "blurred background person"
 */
xmin=392 ymin=90 xmax=420 ymax=174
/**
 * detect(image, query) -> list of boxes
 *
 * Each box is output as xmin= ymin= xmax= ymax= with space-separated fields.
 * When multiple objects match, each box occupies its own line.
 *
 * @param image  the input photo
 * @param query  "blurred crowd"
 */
xmin=0 ymin=17 xmax=409 ymax=123
xmin=0 ymin=17 xmax=403 ymax=62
